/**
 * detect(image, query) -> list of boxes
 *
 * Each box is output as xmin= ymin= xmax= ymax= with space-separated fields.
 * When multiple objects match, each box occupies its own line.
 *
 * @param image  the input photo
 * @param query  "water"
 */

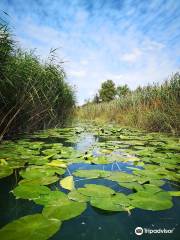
xmin=0 ymin=128 xmax=179 ymax=240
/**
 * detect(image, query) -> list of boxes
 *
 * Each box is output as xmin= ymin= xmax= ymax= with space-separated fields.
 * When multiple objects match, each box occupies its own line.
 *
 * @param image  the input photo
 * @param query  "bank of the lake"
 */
xmin=0 ymin=21 xmax=75 ymax=141
xmin=77 ymin=73 xmax=180 ymax=135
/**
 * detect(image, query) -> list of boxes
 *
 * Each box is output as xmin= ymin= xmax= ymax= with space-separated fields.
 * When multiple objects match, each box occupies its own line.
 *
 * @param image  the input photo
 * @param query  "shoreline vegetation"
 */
xmin=0 ymin=20 xmax=179 ymax=140
xmin=0 ymin=21 xmax=75 ymax=140
xmin=77 ymin=73 xmax=180 ymax=135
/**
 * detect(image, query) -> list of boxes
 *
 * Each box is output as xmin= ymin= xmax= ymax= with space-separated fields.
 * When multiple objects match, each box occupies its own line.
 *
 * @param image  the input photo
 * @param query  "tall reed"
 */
xmin=0 ymin=21 xmax=75 ymax=140
xmin=77 ymin=73 xmax=180 ymax=134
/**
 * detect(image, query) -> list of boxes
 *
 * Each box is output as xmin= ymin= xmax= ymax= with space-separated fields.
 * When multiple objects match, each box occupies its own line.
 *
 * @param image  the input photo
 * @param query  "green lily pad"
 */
xmin=34 ymin=190 xmax=69 ymax=206
xmin=0 ymin=167 xmax=13 ymax=179
xmin=60 ymin=176 xmax=74 ymax=191
xmin=73 ymin=169 xmax=111 ymax=179
xmin=43 ymin=201 xmax=87 ymax=221
xmin=91 ymin=156 xmax=109 ymax=164
xmin=119 ymin=182 xmax=144 ymax=191
xmin=168 ymin=191 xmax=180 ymax=196
xmin=90 ymin=193 xmax=131 ymax=212
xmin=90 ymin=197 xmax=125 ymax=211
xmin=20 ymin=166 xmax=55 ymax=179
xmin=107 ymin=172 xmax=138 ymax=183
xmin=12 ymin=184 xmax=51 ymax=200
xmin=129 ymin=191 xmax=173 ymax=211
xmin=19 ymin=175 xmax=59 ymax=186
xmin=19 ymin=165 xmax=64 ymax=183
xmin=68 ymin=190 xmax=89 ymax=202
xmin=47 ymin=160 xmax=67 ymax=168
xmin=0 ymin=213 xmax=61 ymax=240
xmin=77 ymin=184 xmax=115 ymax=197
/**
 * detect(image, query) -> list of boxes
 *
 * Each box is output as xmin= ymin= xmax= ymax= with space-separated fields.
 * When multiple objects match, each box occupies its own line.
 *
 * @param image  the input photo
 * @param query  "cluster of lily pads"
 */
xmin=0 ymin=125 xmax=179 ymax=239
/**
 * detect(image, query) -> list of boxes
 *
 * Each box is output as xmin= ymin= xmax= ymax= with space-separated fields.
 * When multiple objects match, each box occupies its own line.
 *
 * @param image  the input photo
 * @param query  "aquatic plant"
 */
xmin=0 ymin=125 xmax=179 ymax=239
xmin=0 ymin=20 xmax=75 ymax=140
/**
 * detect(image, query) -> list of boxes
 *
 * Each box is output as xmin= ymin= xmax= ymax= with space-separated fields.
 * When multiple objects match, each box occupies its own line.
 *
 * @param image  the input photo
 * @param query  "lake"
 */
xmin=0 ymin=124 xmax=179 ymax=240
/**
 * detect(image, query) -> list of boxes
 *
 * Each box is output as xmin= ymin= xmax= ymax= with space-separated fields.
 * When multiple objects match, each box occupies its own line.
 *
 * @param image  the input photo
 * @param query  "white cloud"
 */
xmin=121 ymin=48 xmax=142 ymax=63
xmin=68 ymin=70 xmax=87 ymax=77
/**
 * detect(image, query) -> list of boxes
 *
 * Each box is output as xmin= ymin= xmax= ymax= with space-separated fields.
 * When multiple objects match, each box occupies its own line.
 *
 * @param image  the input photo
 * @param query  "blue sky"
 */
xmin=0 ymin=0 xmax=180 ymax=104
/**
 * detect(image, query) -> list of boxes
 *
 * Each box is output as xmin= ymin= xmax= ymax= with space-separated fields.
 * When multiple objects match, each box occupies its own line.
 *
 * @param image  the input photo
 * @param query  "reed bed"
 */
xmin=0 ymin=21 xmax=75 ymax=140
xmin=77 ymin=73 xmax=180 ymax=134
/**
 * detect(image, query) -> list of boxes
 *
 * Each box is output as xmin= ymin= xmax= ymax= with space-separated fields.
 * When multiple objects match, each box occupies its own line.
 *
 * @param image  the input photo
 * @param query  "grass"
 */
xmin=77 ymin=73 xmax=180 ymax=134
xmin=0 ymin=20 xmax=75 ymax=140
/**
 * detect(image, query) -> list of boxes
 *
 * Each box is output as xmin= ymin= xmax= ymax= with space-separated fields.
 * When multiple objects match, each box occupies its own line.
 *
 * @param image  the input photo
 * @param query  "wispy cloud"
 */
xmin=0 ymin=0 xmax=180 ymax=104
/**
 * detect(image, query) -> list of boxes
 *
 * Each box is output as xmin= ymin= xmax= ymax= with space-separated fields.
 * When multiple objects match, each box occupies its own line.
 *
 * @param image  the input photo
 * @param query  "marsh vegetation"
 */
xmin=78 ymin=73 xmax=180 ymax=134
xmin=0 ymin=21 xmax=75 ymax=140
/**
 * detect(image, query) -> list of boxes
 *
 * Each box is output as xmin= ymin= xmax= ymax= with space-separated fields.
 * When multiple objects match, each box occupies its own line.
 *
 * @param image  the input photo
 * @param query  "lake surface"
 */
xmin=0 ymin=125 xmax=179 ymax=239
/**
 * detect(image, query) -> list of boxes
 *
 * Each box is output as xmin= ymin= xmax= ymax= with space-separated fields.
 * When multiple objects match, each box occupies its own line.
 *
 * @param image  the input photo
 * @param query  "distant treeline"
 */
xmin=0 ymin=20 xmax=75 ymax=140
xmin=78 ymin=73 xmax=180 ymax=134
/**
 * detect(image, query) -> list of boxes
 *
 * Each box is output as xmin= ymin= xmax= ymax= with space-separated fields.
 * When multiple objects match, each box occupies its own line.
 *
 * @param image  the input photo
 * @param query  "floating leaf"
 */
xmin=68 ymin=190 xmax=89 ymax=202
xmin=73 ymin=169 xmax=111 ymax=179
xmin=90 ymin=197 xmax=125 ymax=211
xmin=107 ymin=171 xmax=138 ymax=183
xmin=20 ymin=166 xmax=54 ymax=179
xmin=47 ymin=160 xmax=67 ymax=168
xmin=90 ymin=193 xmax=131 ymax=212
xmin=19 ymin=175 xmax=59 ymax=186
xmin=168 ymin=191 xmax=180 ymax=197
xmin=129 ymin=191 xmax=173 ymax=211
xmin=0 ymin=214 xmax=61 ymax=240
xmin=91 ymin=156 xmax=109 ymax=164
xmin=12 ymin=184 xmax=51 ymax=200
xmin=111 ymin=193 xmax=131 ymax=206
xmin=60 ymin=176 xmax=74 ymax=191
xmin=119 ymin=182 xmax=144 ymax=191
xmin=43 ymin=201 xmax=87 ymax=220
xmin=34 ymin=190 xmax=69 ymax=206
xmin=0 ymin=167 xmax=13 ymax=179
xmin=77 ymin=184 xmax=115 ymax=197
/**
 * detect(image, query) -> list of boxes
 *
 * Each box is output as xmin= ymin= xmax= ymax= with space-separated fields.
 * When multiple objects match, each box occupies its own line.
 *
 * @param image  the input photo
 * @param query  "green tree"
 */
xmin=116 ymin=84 xmax=130 ymax=97
xmin=92 ymin=93 xmax=100 ymax=104
xmin=99 ymin=80 xmax=116 ymax=102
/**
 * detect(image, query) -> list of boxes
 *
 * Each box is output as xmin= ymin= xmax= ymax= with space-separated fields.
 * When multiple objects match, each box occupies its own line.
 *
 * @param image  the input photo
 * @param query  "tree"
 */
xmin=116 ymin=84 xmax=130 ymax=97
xmin=92 ymin=93 xmax=100 ymax=104
xmin=99 ymin=80 xmax=116 ymax=102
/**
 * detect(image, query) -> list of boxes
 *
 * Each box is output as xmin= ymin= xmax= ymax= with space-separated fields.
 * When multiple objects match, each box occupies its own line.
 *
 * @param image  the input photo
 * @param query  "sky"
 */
xmin=0 ymin=0 xmax=180 ymax=104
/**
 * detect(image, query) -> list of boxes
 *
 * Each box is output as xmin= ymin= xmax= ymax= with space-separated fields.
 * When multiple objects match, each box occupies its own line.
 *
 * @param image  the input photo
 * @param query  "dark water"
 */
xmin=0 ymin=133 xmax=179 ymax=240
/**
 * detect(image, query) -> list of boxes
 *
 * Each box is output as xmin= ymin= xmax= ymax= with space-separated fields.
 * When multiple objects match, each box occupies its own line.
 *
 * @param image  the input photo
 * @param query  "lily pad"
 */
xmin=90 ymin=193 xmax=131 ymax=212
xmin=73 ymin=169 xmax=111 ymax=179
xmin=34 ymin=190 xmax=69 ymax=206
xmin=90 ymin=197 xmax=125 ymax=211
xmin=0 ymin=167 xmax=13 ymax=179
xmin=19 ymin=175 xmax=59 ymax=186
xmin=47 ymin=160 xmax=67 ymax=168
xmin=20 ymin=166 xmax=55 ymax=179
xmin=60 ymin=176 xmax=74 ymax=191
xmin=0 ymin=213 xmax=61 ymax=240
xmin=68 ymin=190 xmax=89 ymax=202
xmin=43 ymin=201 xmax=87 ymax=221
xmin=107 ymin=172 xmax=138 ymax=183
xmin=168 ymin=191 xmax=180 ymax=197
xmin=129 ymin=191 xmax=173 ymax=211
xmin=91 ymin=156 xmax=109 ymax=164
xmin=119 ymin=182 xmax=144 ymax=191
xmin=12 ymin=184 xmax=51 ymax=200
xmin=77 ymin=184 xmax=115 ymax=197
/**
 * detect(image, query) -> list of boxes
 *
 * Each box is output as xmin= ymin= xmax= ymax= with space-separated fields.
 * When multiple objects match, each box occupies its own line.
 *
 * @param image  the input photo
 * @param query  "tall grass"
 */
xmin=0 ymin=21 xmax=75 ymax=140
xmin=77 ymin=73 xmax=180 ymax=134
